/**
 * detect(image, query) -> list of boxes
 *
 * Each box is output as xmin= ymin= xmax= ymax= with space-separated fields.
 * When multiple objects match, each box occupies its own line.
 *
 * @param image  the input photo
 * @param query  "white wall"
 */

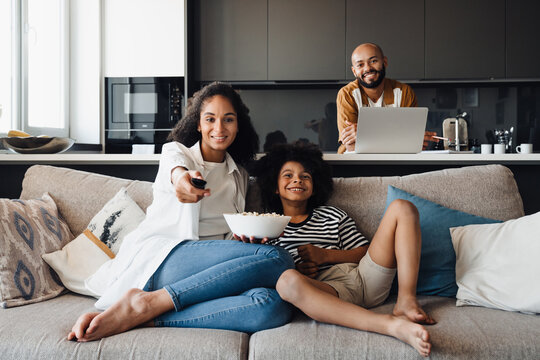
xmin=103 ymin=0 xmax=184 ymax=77
xmin=70 ymin=0 xmax=101 ymax=144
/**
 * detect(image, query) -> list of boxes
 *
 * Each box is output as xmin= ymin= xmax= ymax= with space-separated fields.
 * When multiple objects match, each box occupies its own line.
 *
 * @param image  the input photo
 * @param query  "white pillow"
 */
xmin=42 ymin=188 xmax=146 ymax=296
xmin=450 ymin=211 xmax=540 ymax=314
xmin=87 ymin=187 xmax=146 ymax=254
xmin=42 ymin=230 xmax=113 ymax=296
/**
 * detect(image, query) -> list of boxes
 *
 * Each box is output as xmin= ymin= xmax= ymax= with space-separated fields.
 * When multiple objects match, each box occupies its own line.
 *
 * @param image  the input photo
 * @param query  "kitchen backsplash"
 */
xmin=236 ymin=82 xmax=540 ymax=153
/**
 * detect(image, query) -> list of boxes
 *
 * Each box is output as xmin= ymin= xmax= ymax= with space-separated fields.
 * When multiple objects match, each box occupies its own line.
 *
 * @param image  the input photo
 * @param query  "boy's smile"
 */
xmin=277 ymin=161 xmax=313 ymax=207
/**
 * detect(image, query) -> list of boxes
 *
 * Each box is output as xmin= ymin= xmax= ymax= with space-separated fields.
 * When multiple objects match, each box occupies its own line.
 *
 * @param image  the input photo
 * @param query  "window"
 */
xmin=0 ymin=1 xmax=14 ymax=134
xmin=1 ymin=0 xmax=69 ymax=137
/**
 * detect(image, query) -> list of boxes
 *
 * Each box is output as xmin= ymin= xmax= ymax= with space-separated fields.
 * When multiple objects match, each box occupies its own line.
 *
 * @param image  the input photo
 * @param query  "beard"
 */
xmin=356 ymin=66 xmax=386 ymax=89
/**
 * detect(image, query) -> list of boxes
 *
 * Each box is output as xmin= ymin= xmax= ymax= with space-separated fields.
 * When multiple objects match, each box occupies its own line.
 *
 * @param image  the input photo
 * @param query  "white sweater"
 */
xmin=85 ymin=141 xmax=248 ymax=310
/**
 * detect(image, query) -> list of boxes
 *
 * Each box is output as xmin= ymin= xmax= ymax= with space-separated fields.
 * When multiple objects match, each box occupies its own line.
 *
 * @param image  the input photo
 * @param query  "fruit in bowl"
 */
xmin=223 ymin=212 xmax=291 ymax=239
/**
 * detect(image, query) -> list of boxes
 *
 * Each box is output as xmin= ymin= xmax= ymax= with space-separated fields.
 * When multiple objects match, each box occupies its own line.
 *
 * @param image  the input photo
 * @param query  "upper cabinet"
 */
xmin=195 ymin=0 xmax=267 ymax=81
xmin=103 ymin=0 xmax=184 ymax=77
xmin=345 ymin=0 xmax=424 ymax=81
xmin=425 ymin=0 xmax=505 ymax=80
xmin=506 ymin=0 xmax=540 ymax=78
xmin=268 ymin=0 xmax=345 ymax=80
xmin=192 ymin=0 xmax=540 ymax=82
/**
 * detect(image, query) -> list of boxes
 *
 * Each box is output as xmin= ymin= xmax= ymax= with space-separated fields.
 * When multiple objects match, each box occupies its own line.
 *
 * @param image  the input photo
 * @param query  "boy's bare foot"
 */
xmin=388 ymin=315 xmax=432 ymax=357
xmin=67 ymin=312 xmax=101 ymax=341
xmin=67 ymin=288 xmax=173 ymax=342
xmin=393 ymin=296 xmax=436 ymax=325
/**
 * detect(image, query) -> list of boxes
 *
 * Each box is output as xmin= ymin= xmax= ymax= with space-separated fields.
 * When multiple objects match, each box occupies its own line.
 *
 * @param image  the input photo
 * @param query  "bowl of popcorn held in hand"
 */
xmin=223 ymin=212 xmax=291 ymax=239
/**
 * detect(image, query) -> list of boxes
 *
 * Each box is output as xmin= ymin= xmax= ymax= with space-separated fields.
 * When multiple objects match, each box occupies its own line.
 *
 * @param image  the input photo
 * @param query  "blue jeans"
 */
xmin=143 ymin=240 xmax=295 ymax=333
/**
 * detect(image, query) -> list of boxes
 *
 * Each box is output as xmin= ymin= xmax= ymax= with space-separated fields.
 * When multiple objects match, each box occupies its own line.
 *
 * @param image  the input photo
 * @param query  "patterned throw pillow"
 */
xmin=0 ymin=193 xmax=73 ymax=308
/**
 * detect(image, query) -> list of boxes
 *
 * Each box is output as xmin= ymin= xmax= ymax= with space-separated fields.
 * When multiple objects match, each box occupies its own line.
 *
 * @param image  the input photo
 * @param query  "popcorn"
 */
xmin=240 ymin=212 xmax=285 ymax=217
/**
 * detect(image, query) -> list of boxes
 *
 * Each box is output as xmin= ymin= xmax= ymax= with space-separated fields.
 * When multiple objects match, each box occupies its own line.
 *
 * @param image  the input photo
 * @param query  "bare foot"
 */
xmin=388 ymin=315 xmax=432 ymax=357
xmin=68 ymin=312 xmax=100 ymax=341
xmin=393 ymin=296 xmax=436 ymax=325
xmin=69 ymin=288 xmax=173 ymax=342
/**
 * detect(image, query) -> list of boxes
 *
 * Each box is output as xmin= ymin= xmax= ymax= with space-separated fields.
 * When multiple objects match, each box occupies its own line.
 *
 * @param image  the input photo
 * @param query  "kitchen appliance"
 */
xmin=442 ymin=112 xmax=468 ymax=151
xmin=105 ymin=77 xmax=184 ymax=153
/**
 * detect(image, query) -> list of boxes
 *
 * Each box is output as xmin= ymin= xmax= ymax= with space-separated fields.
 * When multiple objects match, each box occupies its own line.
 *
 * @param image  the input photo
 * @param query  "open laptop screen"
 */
xmin=354 ymin=107 xmax=428 ymax=154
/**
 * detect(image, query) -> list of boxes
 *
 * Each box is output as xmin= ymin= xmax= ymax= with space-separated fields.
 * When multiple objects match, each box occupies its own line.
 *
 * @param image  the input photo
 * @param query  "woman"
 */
xmin=69 ymin=82 xmax=294 ymax=341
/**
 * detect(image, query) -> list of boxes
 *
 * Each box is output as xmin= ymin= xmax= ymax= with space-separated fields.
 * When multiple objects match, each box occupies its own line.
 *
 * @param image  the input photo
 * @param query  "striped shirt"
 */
xmin=269 ymin=206 xmax=368 ymax=271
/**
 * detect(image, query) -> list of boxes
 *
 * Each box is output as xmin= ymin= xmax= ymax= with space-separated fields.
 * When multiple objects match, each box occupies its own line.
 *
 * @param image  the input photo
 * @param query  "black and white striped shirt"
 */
xmin=269 ymin=206 xmax=368 ymax=271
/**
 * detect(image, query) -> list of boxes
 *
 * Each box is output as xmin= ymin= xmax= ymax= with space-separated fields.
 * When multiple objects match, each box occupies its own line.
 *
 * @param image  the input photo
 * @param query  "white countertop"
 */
xmin=1 ymin=152 xmax=540 ymax=165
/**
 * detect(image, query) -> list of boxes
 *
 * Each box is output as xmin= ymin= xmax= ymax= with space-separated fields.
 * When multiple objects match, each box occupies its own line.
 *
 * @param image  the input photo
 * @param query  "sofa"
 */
xmin=1 ymin=164 xmax=539 ymax=359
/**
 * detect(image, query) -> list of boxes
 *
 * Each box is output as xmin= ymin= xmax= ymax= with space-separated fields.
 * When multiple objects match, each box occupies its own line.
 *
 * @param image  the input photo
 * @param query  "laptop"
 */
xmin=354 ymin=107 xmax=428 ymax=154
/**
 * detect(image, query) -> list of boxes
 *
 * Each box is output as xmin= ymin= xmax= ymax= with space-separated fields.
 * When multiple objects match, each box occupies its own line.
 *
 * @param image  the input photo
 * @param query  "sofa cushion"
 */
xmin=23 ymin=165 xmax=523 ymax=242
xmin=328 ymin=165 xmax=524 ymax=240
xmin=21 ymin=165 xmax=153 ymax=235
xmin=451 ymin=211 xmax=540 ymax=314
xmin=0 ymin=293 xmax=249 ymax=360
xmin=0 ymin=193 xmax=73 ymax=308
xmin=386 ymin=186 xmax=501 ymax=297
xmin=249 ymin=296 xmax=540 ymax=360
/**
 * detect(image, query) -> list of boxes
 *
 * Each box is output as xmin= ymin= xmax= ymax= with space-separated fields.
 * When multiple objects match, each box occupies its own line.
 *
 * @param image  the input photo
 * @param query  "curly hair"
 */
xmin=167 ymin=82 xmax=259 ymax=167
xmin=252 ymin=141 xmax=333 ymax=214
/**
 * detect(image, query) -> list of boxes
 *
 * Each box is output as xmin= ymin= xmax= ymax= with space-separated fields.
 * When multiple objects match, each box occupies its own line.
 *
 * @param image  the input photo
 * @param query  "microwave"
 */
xmin=105 ymin=77 xmax=185 ymax=153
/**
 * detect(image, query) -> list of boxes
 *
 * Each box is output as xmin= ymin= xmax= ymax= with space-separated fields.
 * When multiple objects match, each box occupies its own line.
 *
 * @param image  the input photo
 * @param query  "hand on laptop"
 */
xmin=423 ymin=131 xmax=437 ymax=150
xmin=340 ymin=120 xmax=357 ymax=152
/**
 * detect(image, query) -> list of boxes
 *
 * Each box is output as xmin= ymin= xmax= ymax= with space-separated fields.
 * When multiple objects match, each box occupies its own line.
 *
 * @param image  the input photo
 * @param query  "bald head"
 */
xmin=351 ymin=43 xmax=385 ymax=65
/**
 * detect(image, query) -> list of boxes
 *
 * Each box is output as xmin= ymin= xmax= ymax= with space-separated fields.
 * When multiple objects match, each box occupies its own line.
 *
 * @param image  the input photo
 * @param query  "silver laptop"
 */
xmin=354 ymin=107 xmax=428 ymax=154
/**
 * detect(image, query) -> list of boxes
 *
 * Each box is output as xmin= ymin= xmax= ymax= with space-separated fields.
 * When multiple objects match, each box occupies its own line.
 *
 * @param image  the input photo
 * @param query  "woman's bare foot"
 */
xmin=393 ymin=295 xmax=436 ymax=325
xmin=388 ymin=315 xmax=432 ymax=357
xmin=68 ymin=288 xmax=173 ymax=342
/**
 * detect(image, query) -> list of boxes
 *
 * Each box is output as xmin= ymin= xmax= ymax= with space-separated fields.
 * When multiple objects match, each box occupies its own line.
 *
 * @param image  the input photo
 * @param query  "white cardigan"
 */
xmin=85 ymin=141 xmax=248 ymax=310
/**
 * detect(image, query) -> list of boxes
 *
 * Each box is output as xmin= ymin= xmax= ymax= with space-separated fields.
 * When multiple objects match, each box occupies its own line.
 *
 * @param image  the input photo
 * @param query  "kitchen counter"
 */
xmin=1 ymin=152 xmax=540 ymax=165
xmin=1 ymin=151 xmax=539 ymax=215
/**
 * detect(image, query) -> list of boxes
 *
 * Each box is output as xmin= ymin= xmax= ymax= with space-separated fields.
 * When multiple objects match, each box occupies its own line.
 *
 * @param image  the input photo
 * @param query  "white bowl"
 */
xmin=223 ymin=213 xmax=291 ymax=239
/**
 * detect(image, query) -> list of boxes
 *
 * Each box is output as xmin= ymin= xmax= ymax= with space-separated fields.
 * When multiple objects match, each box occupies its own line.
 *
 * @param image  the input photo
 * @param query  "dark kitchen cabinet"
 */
xmin=194 ymin=0 xmax=267 ymax=81
xmin=345 ymin=0 xmax=424 ymax=81
xmin=507 ymin=0 xmax=540 ymax=78
xmin=268 ymin=0 xmax=346 ymax=80
xmin=425 ymin=0 xmax=505 ymax=80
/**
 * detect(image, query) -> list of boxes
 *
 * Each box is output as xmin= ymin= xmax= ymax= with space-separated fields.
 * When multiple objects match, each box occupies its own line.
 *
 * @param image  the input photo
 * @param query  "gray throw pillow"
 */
xmin=0 ymin=193 xmax=73 ymax=308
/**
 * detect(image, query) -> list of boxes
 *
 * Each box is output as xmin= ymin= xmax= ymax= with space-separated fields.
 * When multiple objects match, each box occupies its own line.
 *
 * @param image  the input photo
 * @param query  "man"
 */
xmin=337 ymin=43 xmax=434 ymax=153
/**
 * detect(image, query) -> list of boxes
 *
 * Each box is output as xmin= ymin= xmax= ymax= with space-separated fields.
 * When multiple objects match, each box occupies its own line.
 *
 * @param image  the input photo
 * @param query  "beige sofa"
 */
xmin=1 ymin=164 xmax=539 ymax=359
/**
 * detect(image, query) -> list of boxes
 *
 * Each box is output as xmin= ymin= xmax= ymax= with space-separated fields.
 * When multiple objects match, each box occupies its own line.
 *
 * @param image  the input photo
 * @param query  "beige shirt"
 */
xmin=199 ymin=160 xmax=237 ymax=239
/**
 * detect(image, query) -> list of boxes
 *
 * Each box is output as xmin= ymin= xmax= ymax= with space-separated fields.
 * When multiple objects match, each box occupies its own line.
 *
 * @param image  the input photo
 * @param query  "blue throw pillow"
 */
xmin=385 ymin=186 xmax=501 ymax=297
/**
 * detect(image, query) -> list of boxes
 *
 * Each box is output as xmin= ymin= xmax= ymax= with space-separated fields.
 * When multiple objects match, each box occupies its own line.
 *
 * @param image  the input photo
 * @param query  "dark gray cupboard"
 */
xmin=193 ymin=0 xmax=540 ymax=82
xmin=268 ymin=0 xmax=345 ymax=80
xmin=194 ymin=0 xmax=267 ymax=81
xmin=425 ymin=0 xmax=505 ymax=80
xmin=506 ymin=0 xmax=540 ymax=78
xmin=345 ymin=0 xmax=424 ymax=81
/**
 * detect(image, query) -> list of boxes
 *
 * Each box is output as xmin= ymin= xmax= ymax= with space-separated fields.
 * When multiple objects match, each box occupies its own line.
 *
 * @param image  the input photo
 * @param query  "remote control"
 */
xmin=191 ymin=178 xmax=207 ymax=189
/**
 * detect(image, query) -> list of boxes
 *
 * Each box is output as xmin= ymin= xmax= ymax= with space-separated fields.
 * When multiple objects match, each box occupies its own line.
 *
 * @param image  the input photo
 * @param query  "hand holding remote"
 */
xmin=171 ymin=167 xmax=210 ymax=203
xmin=191 ymin=178 xmax=207 ymax=189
